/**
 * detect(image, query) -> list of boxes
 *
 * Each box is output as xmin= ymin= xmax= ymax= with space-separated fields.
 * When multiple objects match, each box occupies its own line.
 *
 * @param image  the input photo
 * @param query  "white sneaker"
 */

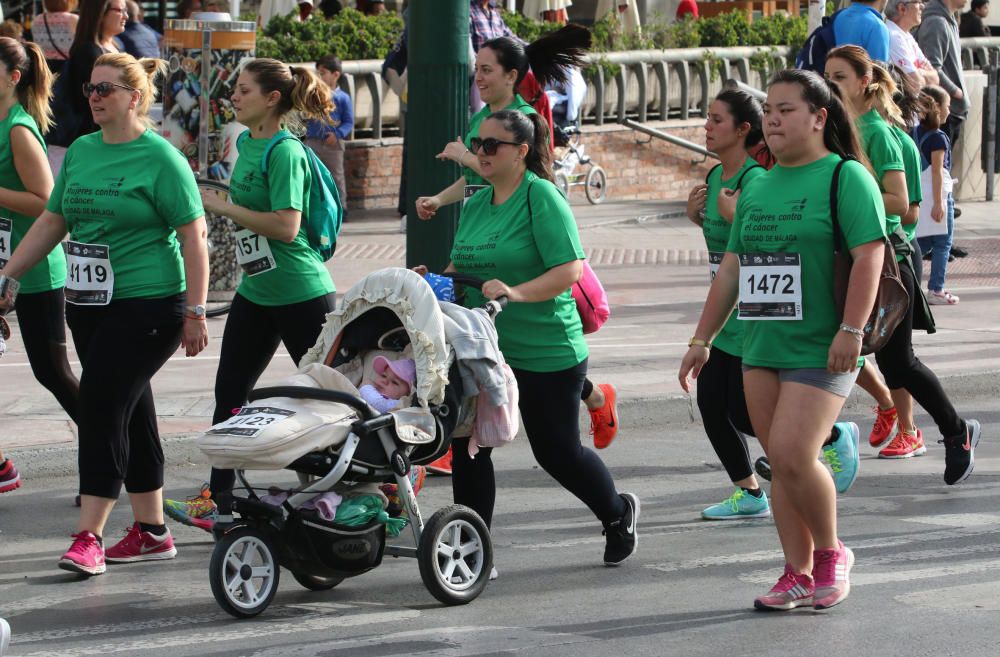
xmin=489 ymin=566 xmax=499 ymax=581
xmin=927 ymin=289 xmax=959 ymax=305
xmin=399 ymin=214 xmax=407 ymax=233
xmin=1 ymin=617 xmax=11 ymax=657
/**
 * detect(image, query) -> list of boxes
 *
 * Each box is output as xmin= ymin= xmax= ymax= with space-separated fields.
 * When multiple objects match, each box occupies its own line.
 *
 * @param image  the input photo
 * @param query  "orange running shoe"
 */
xmin=426 ymin=447 xmax=453 ymax=475
xmin=590 ymin=383 xmax=619 ymax=449
xmin=868 ymin=406 xmax=898 ymax=448
xmin=878 ymin=428 xmax=926 ymax=459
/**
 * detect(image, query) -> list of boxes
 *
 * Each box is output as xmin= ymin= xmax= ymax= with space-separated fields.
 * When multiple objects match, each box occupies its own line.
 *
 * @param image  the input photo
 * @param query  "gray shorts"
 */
xmin=743 ymin=366 xmax=859 ymax=398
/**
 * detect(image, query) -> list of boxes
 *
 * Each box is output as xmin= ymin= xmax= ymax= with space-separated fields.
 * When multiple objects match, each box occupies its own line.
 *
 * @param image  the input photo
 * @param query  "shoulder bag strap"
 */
xmin=43 ymin=14 xmax=69 ymax=61
xmin=734 ymin=163 xmax=764 ymax=190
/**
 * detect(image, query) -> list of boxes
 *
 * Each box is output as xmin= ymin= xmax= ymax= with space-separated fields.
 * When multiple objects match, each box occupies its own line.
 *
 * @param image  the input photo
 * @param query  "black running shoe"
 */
xmin=951 ymin=245 xmax=968 ymax=258
xmin=922 ymin=250 xmax=933 ymax=261
xmin=953 ymin=206 xmax=962 ymax=218
xmin=603 ymin=493 xmax=640 ymax=566
xmin=941 ymin=419 xmax=981 ymax=485
xmin=755 ymin=456 xmax=772 ymax=482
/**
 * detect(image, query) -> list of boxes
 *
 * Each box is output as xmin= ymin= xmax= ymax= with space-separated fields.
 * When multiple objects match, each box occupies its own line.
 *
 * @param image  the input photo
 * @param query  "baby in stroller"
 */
xmin=196 ymin=268 xmax=507 ymax=618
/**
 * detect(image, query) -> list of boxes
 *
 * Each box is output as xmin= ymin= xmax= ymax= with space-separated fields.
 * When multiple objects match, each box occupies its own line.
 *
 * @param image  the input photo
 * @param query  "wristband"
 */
xmin=688 ymin=337 xmax=711 ymax=349
xmin=839 ymin=323 xmax=864 ymax=339
xmin=185 ymin=314 xmax=206 ymax=321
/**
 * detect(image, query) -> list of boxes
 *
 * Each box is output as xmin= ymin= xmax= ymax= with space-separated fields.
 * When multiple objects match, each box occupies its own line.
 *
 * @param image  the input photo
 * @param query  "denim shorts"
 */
xmin=743 ymin=366 xmax=859 ymax=398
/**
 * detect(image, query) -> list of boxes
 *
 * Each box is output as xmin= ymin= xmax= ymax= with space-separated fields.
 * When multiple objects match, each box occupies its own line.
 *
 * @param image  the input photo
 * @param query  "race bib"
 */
xmin=737 ymin=252 xmax=802 ymax=321
xmin=206 ymin=406 xmax=296 ymax=437
xmin=235 ymin=228 xmax=276 ymax=276
xmin=0 ymin=218 xmax=11 ymax=269
xmin=708 ymin=251 xmax=723 ymax=283
xmin=463 ymin=184 xmax=488 ymax=206
xmin=65 ymin=240 xmax=114 ymax=306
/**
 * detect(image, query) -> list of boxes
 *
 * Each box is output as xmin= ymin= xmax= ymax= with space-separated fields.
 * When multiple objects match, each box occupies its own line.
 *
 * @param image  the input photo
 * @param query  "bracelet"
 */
xmin=184 ymin=314 xmax=206 ymax=321
xmin=839 ymin=323 xmax=864 ymax=339
xmin=688 ymin=337 xmax=711 ymax=349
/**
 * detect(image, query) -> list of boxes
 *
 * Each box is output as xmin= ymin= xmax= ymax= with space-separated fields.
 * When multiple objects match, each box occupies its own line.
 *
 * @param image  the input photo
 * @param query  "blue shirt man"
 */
xmin=118 ymin=1 xmax=161 ymax=59
xmin=834 ymin=0 xmax=891 ymax=63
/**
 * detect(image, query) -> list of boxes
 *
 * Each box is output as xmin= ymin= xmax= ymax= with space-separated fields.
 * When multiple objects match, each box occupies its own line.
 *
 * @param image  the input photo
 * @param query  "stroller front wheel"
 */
xmin=209 ymin=527 xmax=281 ymax=618
xmin=418 ymin=505 xmax=492 ymax=606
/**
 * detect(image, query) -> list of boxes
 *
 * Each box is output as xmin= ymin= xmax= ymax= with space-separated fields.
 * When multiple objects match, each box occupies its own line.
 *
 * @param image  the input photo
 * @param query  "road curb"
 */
xmin=14 ymin=369 xmax=1000 ymax=482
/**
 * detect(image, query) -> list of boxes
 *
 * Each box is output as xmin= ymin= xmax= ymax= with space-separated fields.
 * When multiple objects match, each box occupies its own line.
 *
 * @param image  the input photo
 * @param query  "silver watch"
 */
xmin=186 ymin=304 xmax=206 ymax=319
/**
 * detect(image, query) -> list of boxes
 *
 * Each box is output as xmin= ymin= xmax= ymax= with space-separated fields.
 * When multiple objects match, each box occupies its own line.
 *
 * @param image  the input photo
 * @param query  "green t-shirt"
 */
xmin=452 ymin=171 xmax=588 ymax=372
xmin=727 ymin=154 xmax=887 ymax=369
xmin=229 ymin=132 xmax=335 ymax=306
xmin=891 ymin=125 xmax=923 ymax=243
xmin=47 ymin=130 xmax=201 ymax=300
xmin=703 ymin=158 xmax=765 ymax=357
xmin=462 ymin=95 xmax=536 ymax=187
xmin=0 ymin=103 xmax=65 ymax=294
xmin=856 ymin=109 xmax=904 ymax=236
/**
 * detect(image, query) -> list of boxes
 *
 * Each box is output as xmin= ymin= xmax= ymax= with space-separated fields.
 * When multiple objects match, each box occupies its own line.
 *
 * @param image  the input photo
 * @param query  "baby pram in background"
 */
xmin=196 ymin=268 xmax=506 ymax=617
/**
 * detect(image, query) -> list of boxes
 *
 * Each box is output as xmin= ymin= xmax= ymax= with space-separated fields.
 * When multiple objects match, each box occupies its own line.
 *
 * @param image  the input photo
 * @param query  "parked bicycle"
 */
xmin=553 ymin=125 xmax=607 ymax=205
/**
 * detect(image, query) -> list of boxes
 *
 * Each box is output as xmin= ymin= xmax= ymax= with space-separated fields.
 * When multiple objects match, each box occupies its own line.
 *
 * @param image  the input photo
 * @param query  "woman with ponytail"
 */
xmin=680 ymin=69 xmax=887 ymax=611
xmin=0 ymin=53 xmax=209 ymax=575
xmin=0 ymin=36 xmax=78 ymax=497
xmin=164 ymin=59 xmax=339 ymax=534
xmin=684 ymin=89 xmax=771 ymax=521
xmin=416 ymin=109 xmax=641 ymax=572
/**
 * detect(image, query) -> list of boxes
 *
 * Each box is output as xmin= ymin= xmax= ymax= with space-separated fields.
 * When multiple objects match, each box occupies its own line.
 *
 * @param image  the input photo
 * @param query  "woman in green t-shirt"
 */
xmin=418 ymin=110 xmax=640 ymax=568
xmin=164 ymin=59 xmax=338 ymax=532
xmin=684 ymin=89 xmax=771 ymax=522
xmin=0 ymin=38 xmax=79 ymax=490
xmin=0 ymin=53 xmax=209 ymax=576
xmin=680 ymin=70 xmax=886 ymax=611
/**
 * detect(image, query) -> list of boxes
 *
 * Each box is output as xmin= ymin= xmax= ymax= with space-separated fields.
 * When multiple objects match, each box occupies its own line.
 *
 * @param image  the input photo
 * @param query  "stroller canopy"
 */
xmin=301 ymin=268 xmax=450 ymax=405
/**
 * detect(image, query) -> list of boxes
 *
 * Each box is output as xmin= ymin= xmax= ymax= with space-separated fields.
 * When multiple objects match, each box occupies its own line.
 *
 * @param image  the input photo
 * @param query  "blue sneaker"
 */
xmin=701 ymin=488 xmax=770 ymax=520
xmin=823 ymin=422 xmax=860 ymax=494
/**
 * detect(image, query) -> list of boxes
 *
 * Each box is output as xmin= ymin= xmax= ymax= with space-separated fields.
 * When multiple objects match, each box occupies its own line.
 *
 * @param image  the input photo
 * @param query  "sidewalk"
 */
xmin=2 ymin=198 xmax=998 ymax=452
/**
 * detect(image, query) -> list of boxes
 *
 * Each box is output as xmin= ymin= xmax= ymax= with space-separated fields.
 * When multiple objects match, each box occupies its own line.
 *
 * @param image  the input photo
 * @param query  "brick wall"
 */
xmin=343 ymin=119 xmax=714 ymax=210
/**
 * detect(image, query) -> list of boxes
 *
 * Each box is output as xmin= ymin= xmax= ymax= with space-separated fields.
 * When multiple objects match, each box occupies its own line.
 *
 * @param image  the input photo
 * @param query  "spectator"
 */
xmin=886 ymin=0 xmax=940 ymax=91
xmin=33 ymin=0 xmax=79 ymax=74
xmin=917 ymin=0 xmax=968 ymax=148
xmin=0 ymin=20 xmax=22 ymax=41
xmin=960 ymin=0 xmax=991 ymax=36
xmin=357 ymin=0 xmax=385 ymax=14
xmin=64 ymin=0 xmax=127 ymax=144
xmin=834 ymin=0 xmax=891 ymax=63
xmin=118 ymin=1 xmax=161 ymax=59
xmin=676 ymin=0 xmax=699 ymax=20
xmin=175 ymin=0 xmax=202 ymax=19
xmin=470 ymin=0 xmax=515 ymax=53
xmin=305 ymin=54 xmax=354 ymax=212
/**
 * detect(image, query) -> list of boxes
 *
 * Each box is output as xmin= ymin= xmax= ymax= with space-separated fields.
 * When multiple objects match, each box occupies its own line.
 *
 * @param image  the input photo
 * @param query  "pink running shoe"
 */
xmin=105 ymin=523 xmax=177 ymax=563
xmin=0 ymin=458 xmax=20 ymax=493
xmin=868 ymin=406 xmax=898 ymax=449
xmin=813 ymin=540 xmax=855 ymax=609
xmin=754 ymin=564 xmax=815 ymax=610
xmin=878 ymin=429 xmax=927 ymax=459
xmin=58 ymin=531 xmax=106 ymax=576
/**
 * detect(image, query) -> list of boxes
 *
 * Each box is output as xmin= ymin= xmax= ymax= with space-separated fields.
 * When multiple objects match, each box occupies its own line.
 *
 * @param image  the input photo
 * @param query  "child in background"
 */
xmin=360 ymin=356 xmax=416 ymax=413
xmin=305 ymin=54 xmax=354 ymax=213
xmin=914 ymin=85 xmax=958 ymax=305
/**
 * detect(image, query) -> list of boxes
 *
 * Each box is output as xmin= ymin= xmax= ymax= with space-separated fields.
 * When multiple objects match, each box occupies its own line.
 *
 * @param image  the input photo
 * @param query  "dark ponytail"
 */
xmin=488 ymin=109 xmax=554 ymax=182
xmin=482 ymin=23 xmax=591 ymax=89
xmin=767 ymin=68 xmax=871 ymax=173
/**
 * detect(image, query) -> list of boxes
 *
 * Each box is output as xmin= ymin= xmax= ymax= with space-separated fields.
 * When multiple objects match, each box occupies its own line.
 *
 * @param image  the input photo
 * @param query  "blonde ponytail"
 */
xmin=0 ymin=37 xmax=54 ymax=134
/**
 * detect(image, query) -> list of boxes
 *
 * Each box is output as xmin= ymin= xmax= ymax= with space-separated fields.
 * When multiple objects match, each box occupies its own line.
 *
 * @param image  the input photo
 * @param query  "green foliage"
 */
xmin=501 ymin=9 xmax=563 ymax=43
xmin=698 ymin=10 xmax=753 ymax=47
xmin=257 ymin=8 xmax=403 ymax=63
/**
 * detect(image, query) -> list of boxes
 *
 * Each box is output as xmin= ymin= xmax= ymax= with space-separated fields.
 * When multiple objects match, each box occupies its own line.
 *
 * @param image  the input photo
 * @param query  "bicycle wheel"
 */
xmin=197 ymin=179 xmax=238 ymax=317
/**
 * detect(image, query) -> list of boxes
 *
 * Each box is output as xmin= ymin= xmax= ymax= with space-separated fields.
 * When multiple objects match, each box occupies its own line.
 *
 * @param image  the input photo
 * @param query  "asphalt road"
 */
xmin=2 ymin=399 xmax=999 ymax=657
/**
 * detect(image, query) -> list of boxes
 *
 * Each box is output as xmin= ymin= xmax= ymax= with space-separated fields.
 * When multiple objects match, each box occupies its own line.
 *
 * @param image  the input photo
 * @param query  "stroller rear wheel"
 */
xmin=209 ymin=527 xmax=281 ymax=618
xmin=292 ymin=571 xmax=345 ymax=591
xmin=418 ymin=505 xmax=492 ymax=606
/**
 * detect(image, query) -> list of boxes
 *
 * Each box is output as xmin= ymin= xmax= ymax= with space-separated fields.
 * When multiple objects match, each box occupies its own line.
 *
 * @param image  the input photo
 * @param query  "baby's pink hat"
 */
xmin=373 ymin=356 xmax=416 ymax=393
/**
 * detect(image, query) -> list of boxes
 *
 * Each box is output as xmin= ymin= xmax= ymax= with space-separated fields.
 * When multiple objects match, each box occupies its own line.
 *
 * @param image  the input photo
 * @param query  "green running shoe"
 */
xmin=823 ymin=422 xmax=860 ymax=494
xmin=701 ymin=488 xmax=770 ymax=521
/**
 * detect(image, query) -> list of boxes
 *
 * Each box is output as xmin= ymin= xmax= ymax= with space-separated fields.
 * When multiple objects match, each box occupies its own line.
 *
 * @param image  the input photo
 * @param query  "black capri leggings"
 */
xmin=210 ymin=291 xmax=335 ymax=497
xmin=452 ymin=358 xmax=626 ymax=529
xmin=67 ymin=294 xmax=184 ymax=499
xmin=696 ymin=346 xmax=756 ymax=483
xmin=874 ymin=262 xmax=964 ymax=439
xmin=14 ymin=288 xmax=80 ymax=423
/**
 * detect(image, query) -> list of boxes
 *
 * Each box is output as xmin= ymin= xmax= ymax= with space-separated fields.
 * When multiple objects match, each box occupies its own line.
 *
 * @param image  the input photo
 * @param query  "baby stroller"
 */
xmin=553 ymin=125 xmax=608 ymax=205
xmin=196 ymin=268 xmax=504 ymax=618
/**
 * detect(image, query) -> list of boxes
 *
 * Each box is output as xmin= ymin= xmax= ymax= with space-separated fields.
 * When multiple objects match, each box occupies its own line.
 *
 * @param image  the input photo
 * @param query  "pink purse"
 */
xmin=573 ymin=261 xmax=610 ymax=334
xmin=470 ymin=364 xmax=519 ymax=459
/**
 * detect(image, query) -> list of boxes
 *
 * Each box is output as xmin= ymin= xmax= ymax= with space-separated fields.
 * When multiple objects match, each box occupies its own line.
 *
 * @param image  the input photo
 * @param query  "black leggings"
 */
xmin=210 ymin=291 xmax=335 ymax=497
xmin=14 ymin=288 xmax=79 ymax=423
xmin=452 ymin=358 xmax=626 ymax=529
xmin=67 ymin=295 xmax=183 ymax=499
xmin=909 ymin=237 xmax=923 ymax=291
xmin=696 ymin=346 xmax=755 ymax=483
xmin=874 ymin=263 xmax=964 ymax=439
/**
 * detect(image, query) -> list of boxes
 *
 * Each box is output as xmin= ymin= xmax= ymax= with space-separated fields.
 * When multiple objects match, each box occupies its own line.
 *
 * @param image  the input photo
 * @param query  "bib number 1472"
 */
xmin=737 ymin=252 xmax=802 ymax=320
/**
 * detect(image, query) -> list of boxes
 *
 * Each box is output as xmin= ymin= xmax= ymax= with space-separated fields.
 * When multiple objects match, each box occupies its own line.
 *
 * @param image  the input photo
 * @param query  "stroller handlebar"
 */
xmin=439 ymin=272 xmax=508 ymax=318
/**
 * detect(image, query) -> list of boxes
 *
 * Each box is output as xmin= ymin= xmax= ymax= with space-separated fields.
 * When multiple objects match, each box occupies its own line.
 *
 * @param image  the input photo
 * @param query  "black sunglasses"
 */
xmin=470 ymin=137 xmax=523 ymax=156
xmin=83 ymin=81 xmax=136 ymax=98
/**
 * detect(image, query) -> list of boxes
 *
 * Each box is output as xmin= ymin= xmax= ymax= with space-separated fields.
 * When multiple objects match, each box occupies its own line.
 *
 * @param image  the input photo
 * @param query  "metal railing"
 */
xmin=323 ymin=37 xmax=1000 ymax=139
